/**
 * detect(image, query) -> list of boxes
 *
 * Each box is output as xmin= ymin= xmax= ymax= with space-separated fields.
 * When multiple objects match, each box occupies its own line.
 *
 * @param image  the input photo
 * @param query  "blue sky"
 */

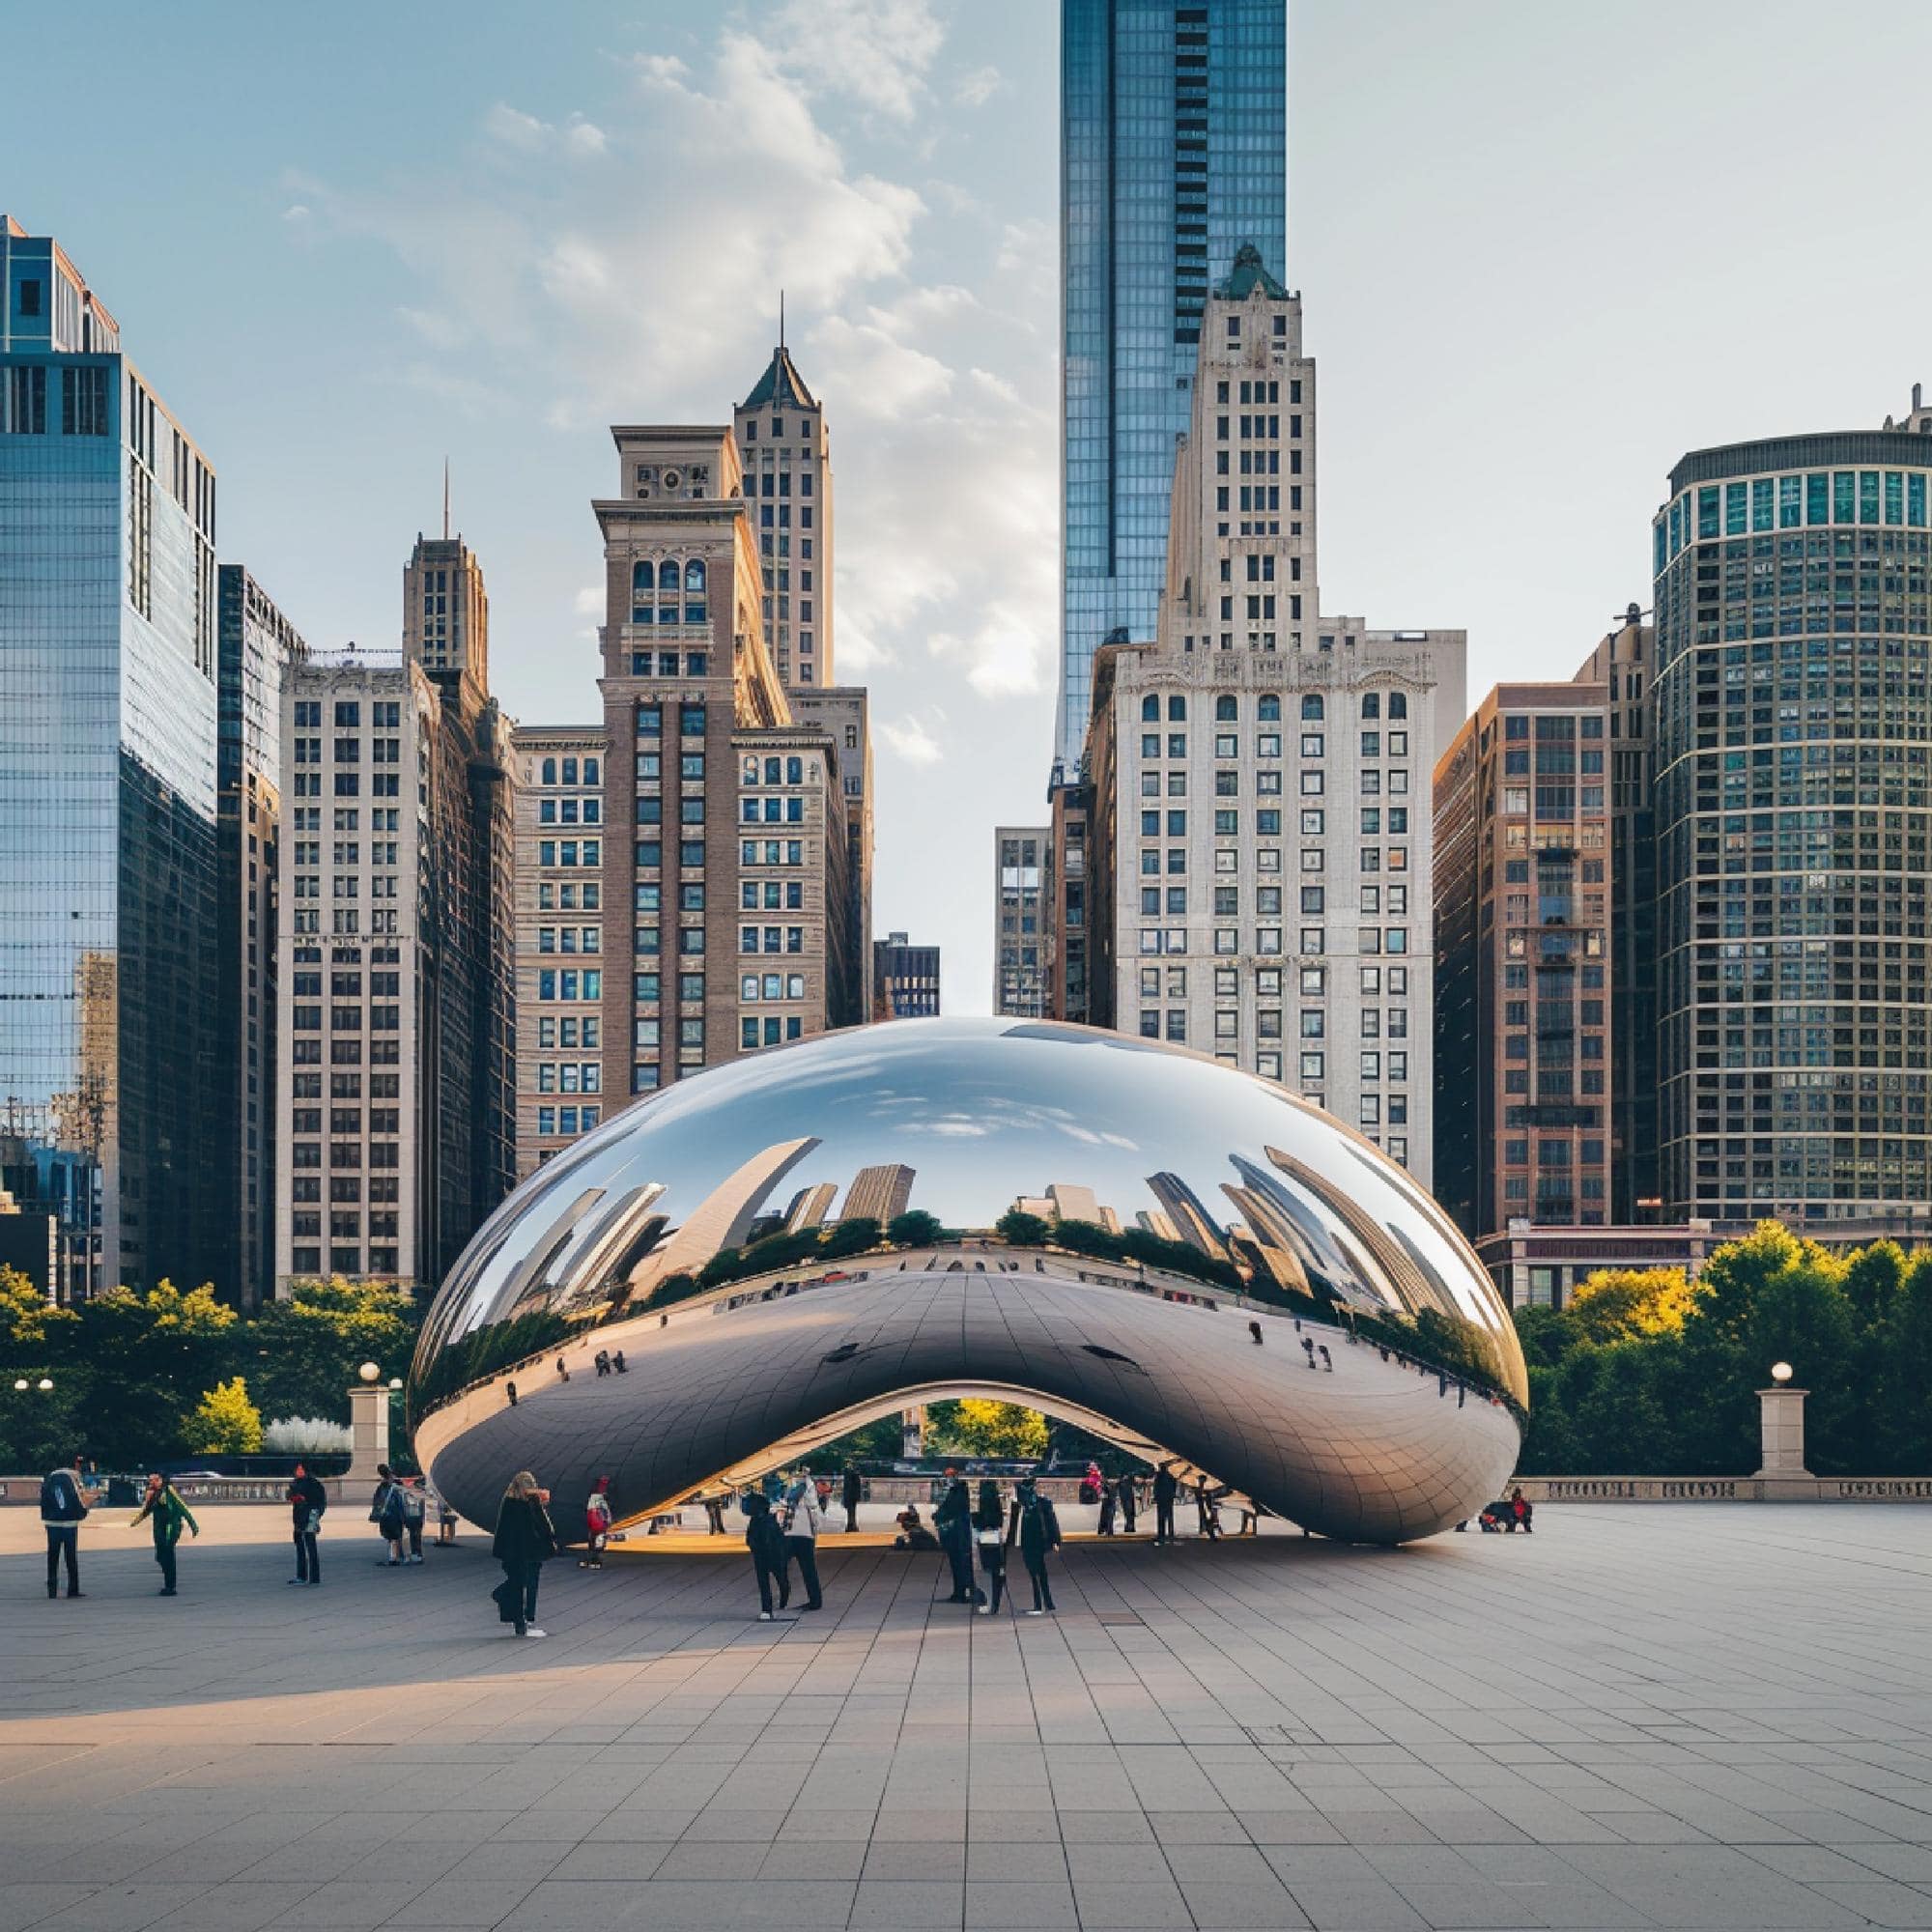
xmin=11 ymin=1 xmax=1932 ymax=1010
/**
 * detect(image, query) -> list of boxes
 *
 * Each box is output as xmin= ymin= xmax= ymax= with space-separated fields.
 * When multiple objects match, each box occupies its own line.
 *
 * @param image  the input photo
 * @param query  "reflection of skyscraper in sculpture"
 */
xmin=1265 ymin=1145 xmax=1437 ymax=1320
xmin=840 ymin=1163 xmax=915 ymax=1225
xmin=627 ymin=1137 xmax=820 ymax=1296
xmin=784 ymin=1181 xmax=838 ymax=1233
xmin=1047 ymin=1181 xmax=1101 ymax=1225
xmin=1218 ymin=1175 xmax=1312 ymax=1296
xmin=1137 ymin=1209 xmax=1180 ymax=1243
xmin=1144 ymin=1172 xmax=1227 ymax=1259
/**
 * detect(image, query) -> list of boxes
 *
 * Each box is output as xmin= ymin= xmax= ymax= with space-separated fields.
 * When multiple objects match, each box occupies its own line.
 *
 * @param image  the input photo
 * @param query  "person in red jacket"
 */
xmin=581 ymin=1476 xmax=613 ymax=1569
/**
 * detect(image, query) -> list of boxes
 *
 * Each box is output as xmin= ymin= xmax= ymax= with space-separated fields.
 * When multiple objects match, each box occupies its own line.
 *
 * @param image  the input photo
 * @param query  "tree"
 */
xmin=0 ymin=1264 xmax=78 ymax=1353
xmin=76 ymin=1281 xmax=240 ymax=1464
xmin=185 ymin=1377 xmax=264 ymax=1455
xmin=887 ymin=1209 xmax=944 ymax=1248
xmin=997 ymin=1209 xmax=1051 ymax=1248
xmin=928 ymin=1398 xmax=1049 ymax=1460
xmin=1568 ymin=1266 xmax=1700 ymax=1343
xmin=250 ymin=1277 xmax=419 ymax=1426
xmin=820 ymin=1216 xmax=882 ymax=1260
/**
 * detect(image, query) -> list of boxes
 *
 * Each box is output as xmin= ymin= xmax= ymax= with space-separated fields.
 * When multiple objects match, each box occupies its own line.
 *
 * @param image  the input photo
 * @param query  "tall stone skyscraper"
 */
xmin=1058 ymin=0 xmax=1287 ymax=766
xmin=215 ymin=567 xmax=308 ymax=1307
xmin=592 ymin=422 xmax=856 ymax=1104
xmin=1650 ymin=400 xmax=1932 ymax=1222
xmin=0 ymin=216 xmax=222 ymax=1298
xmin=1078 ymin=248 xmax=1462 ymax=1185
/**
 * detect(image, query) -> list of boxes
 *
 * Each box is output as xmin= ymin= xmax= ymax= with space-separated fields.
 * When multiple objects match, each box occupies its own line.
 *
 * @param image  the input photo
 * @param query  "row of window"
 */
xmin=535 ymin=1016 xmax=600 ymax=1048
xmin=536 ymin=840 xmax=600 ymax=867
xmin=533 ymin=1063 xmax=602 ymax=1094
xmin=536 ymin=755 xmax=600 ymax=786
xmin=1138 ymin=925 xmax=1411 ymax=956
xmin=535 ymin=1106 xmax=601 ymax=1138
xmin=1136 ymin=691 xmax=1408 ymax=724
xmin=295 ymin=701 xmax=402 ymax=729
xmin=536 ymin=969 xmax=603 ymax=1001
xmin=742 ymin=1015 xmax=806 ymax=1049
xmin=1659 ymin=471 xmax=1932 ymax=573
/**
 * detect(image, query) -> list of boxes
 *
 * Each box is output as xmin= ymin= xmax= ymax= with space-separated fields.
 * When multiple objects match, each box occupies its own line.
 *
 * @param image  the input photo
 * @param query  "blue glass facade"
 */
xmin=1 ymin=220 xmax=222 ymax=1297
xmin=1059 ymin=0 xmax=1286 ymax=766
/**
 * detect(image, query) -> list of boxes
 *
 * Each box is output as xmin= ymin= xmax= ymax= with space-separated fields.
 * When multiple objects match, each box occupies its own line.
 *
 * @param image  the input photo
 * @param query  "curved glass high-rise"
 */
xmin=1059 ymin=0 xmax=1287 ymax=767
xmin=1651 ymin=410 xmax=1932 ymax=1219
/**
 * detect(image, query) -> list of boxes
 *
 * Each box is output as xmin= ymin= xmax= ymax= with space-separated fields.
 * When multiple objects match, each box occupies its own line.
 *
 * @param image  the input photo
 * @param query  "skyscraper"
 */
xmin=1077 ymin=248 xmax=1462 ymax=1184
xmin=993 ymin=827 xmax=1051 ymax=1016
xmin=216 ymin=567 xmax=308 ymax=1306
xmin=733 ymin=344 xmax=834 ymax=691
xmin=0 ymin=216 xmax=221 ymax=1298
xmin=592 ymin=422 xmax=856 ymax=1099
xmin=1651 ymin=399 xmax=1932 ymax=1221
xmin=1058 ymin=0 xmax=1287 ymax=766
xmin=509 ymin=724 xmax=608 ymax=1178
xmin=1433 ymin=681 xmax=1613 ymax=1240
xmin=872 ymin=931 xmax=941 ymax=1019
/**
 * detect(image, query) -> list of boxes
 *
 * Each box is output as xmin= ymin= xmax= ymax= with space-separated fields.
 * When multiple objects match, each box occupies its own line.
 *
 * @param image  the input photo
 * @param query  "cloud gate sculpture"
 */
xmin=411 ymin=1018 xmax=1526 ymax=1545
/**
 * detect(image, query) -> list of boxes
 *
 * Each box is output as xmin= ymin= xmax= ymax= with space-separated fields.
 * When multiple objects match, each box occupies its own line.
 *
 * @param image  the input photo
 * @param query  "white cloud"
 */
xmin=876 ymin=713 xmax=945 ymax=766
xmin=484 ymin=100 xmax=609 ymax=160
xmin=398 ymin=306 xmax=466 ymax=349
xmin=768 ymin=0 xmax=946 ymax=122
xmin=955 ymin=65 xmax=1003 ymax=107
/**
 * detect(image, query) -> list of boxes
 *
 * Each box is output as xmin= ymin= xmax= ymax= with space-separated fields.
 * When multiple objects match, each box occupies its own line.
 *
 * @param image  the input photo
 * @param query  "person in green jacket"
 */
xmin=129 ymin=1473 xmax=199 ymax=1597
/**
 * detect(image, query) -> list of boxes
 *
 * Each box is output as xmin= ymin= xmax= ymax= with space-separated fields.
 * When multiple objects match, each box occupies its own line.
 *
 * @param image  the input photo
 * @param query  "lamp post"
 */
xmin=1754 ymin=1359 xmax=1811 ymax=1484
xmin=346 ymin=1359 xmax=391 ymax=1492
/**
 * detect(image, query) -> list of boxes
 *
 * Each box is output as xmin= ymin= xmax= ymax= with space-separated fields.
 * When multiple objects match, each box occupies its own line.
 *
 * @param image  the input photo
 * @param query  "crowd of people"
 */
xmin=33 ymin=1448 xmax=1535 ymax=1625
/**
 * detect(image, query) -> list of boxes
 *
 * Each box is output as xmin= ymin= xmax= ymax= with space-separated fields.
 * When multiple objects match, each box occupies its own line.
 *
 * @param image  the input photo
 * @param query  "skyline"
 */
xmin=11 ymin=1 xmax=1932 ymax=1011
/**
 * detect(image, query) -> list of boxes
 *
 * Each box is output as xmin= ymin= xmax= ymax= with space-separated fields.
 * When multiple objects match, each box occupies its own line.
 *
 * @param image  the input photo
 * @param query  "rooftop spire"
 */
xmin=441 ymin=457 xmax=450 ymax=541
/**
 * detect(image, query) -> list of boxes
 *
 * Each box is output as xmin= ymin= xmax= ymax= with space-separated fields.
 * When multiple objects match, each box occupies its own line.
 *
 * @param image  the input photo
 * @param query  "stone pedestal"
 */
xmin=1754 ymin=1385 xmax=1810 ymax=1479
xmin=347 ymin=1382 xmax=391 ymax=1486
xmin=901 ymin=1404 xmax=925 ymax=1460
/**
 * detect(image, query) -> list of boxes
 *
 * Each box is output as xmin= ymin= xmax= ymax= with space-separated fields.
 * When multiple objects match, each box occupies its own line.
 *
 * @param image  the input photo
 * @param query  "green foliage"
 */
xmin=71 ymin=1281 xmax=241 ymax=1465
xmin=185 ymin=1376 xmax=264 ymax=1455
xmin=887 ymin=1209 xmax=944 ymax=1247
xmin=1515 ymin=1223 xmax=1932 ymax=1477
xmin=811 ymin=1411 xmax=910 ymax=1466
xmin=996 ymin=1209 xmax=1052 ymax=1248
xmin=928 ymin=1398 xmax=1049 ymax=1460
xmin=820 ymin=1216 xmax=882 ymax=1260
xmin=0 ymin=1265 xmax=78 ymax=1352
xmin=251 ymin=1277 xmax=417 ymax=1426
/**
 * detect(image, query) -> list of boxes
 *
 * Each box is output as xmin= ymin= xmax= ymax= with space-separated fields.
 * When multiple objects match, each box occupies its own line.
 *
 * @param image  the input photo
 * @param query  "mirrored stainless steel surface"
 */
xmin=412 ymin=1018 xmax=1526 ymax=1543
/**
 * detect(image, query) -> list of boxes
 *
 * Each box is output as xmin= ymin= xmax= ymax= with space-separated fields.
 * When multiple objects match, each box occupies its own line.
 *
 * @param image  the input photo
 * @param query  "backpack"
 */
xmin=401 ymin=1486 xmax=426 ymax=1524
xmin=40 ymin=1471 xmax=84 ymax=1520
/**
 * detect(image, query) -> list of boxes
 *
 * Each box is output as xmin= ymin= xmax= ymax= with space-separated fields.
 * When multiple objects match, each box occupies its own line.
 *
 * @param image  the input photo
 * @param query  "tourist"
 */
xmin=935 ymin=1475 xmax=979 ymax=1605
xmin=779 ymin=1468 xmax=825 ymax=1611
xmin=1080 ymin=1460 xmax=1103 ymax=1506
xmin=841 ymin=1463 xmax=863 ymax=1532
xmin=1096 ymin=1475 xmax=1118 ymax=1537
xmin=1005 ymin=1474 xmax=1061 ymax=1615
xmin=594 ymin=1349 xmax=611 ymax=1378
xmin=744 ymin=1492 xmax=790 ymax=1620
xmin=1249 ymin=1320 xmax=1264 ymax=1346
xmin=401 ymin=1478 xmax=427 ymax=1562
xmin=128 ymin=1471 xmax=198 ymax=1597
xmin=1118 ymin=1470 xmax=1139 ymax=1534
xmin=433 ymin=1484 xmax=459 ymax=1546
xmin=369 ymin=1464 xmax=408 ymax=1567
xmin=580 ymin=1476 xmax=612 ymax=1569
xmin=505 ymin=1380 xmax=518 ymax=1407
xmin=613 ymin=1350 xmax=628 ymax=1372
xmin=555 ymin=1355 xmax=569 ymax=1383
xmin=490 ymin=1471 xmax=556 ymax=1638
xmin=1151 ymin=1463 xmax=1179 ymax=1545
xmin=40 ymin=1452 xmax=90 ymax=1600
xmin=287 ymin=1462 xmax=327 ymax=1586
xmin=1510 ymin=1487 xmax=1534 ymax=1534
xmin=814 ymin=1473 xmax=834 ymax=1520
xmin=894 ymin=1504 xmax=938 ymax=1551
xmin=1194 ymin=1480 xmax=1223 ymax=1541
xmin=974 ymin=1479 xmax=1007 ymax=1615
xmin=704 ymin=1494 xmax=727 ymax=1535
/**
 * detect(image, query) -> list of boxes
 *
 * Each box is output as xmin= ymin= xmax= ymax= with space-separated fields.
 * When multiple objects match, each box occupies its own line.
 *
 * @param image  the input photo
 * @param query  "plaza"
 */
xmin=6 ymin=1502 xmax=1932 ymax=1929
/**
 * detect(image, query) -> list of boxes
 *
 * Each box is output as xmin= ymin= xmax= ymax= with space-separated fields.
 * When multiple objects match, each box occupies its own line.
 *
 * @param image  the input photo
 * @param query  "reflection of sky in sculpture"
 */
xmin=419 ymin=1018 xmax=1525 ymax=1403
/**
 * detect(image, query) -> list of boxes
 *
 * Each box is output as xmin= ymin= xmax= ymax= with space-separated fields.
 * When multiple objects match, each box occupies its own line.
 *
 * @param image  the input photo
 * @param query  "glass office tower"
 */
xmin=1058 ymin=0 xmax=1286 ymax=767
xmin=0 ymin=217 xmax=222 ymax=1298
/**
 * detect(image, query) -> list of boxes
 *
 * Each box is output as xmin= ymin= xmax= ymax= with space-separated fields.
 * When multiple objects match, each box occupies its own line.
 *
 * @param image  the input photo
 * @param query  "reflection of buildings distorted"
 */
xmin=411 ymin=1020 xmax=1526 ymax=1545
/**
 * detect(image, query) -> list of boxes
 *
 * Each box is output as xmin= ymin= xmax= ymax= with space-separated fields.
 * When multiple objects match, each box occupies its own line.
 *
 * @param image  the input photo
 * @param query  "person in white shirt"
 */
xmin=779 ymin=1466 xmax=825 ymax=1611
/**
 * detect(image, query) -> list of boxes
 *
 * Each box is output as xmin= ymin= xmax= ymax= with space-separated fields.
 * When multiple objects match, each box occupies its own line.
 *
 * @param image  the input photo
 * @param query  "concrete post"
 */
xmin=347 ymin=1381 xmax=391 ymax=1487
xmin=1753 ymin=1384 xmax=1809 ymax=1479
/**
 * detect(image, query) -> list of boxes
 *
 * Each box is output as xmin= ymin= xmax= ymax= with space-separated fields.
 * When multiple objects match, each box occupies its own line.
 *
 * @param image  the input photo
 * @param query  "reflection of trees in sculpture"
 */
xmin=409 ymin=1308 xmax=572 ymax=1415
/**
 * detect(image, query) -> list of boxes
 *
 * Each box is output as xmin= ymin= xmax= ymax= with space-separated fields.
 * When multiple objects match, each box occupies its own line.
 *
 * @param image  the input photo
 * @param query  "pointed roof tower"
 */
xmin=741 ymin=343 xmax=817 ymax=412
xmin=1213 ymin=242 xmax=1291 ymax=302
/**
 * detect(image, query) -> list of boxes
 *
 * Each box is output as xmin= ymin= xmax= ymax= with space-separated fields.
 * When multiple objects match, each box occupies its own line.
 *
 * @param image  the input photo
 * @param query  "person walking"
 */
xmin=935 ymin=1475 xmax=980 ymax=1605
xmin=401 ymin=1479 xmax=426 ymax=1562
xmin=745 ymin=1492 xmax=790 ymax=1620
xmin=840 ymin=1463 xmax=863 ymax=1533
xmin=1119 ymin=1470 xmax=1139 ymax=1535
xmin=1194 ymin=1480 xmax=1223 ymax=1541
xmin=288 ymin=1462 xmax=327 ymax=1585
xmin=40 ymin=1453 xmax=89 ymax=1600
xmin=779 ymin=1467 xmax=825 ymax=1612
xmin=491 ymin=1471 xmax=556 ymax=1638
xmin=370 ymin=1464 xmax=408 ymax=1566
xmin=128 ymin=1472 xmax=198 ymax=1596
xmin=1151 ymin=1463 xmax=1178 ymax=1546
xmin=704 ymin=1494 xmax=727 ymax=1535
xmin=973 ymin=1479 xmax=1007 ymax=1616
xmin=581 ymin=1477 xmax=612 ymax=1569
xmin=1096 ymin=1475 xmax=1118 ymax=1538
xmin=1005 ymin=1474 xmax=1062 ymax=1615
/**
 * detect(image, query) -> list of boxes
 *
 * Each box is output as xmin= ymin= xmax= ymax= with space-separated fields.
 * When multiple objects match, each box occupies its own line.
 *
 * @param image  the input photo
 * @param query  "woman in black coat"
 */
xmin=1005 ymin=1475 xmax=1062 ymax=1615
xmin=973 ymin=1479 xmax=1007 ymax=1615
xmin=491 ymin=1471 xmax=556 ymax=1638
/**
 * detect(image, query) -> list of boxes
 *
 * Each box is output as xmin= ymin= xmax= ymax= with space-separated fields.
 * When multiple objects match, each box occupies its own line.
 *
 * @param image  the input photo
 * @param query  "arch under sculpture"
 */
xmin=410 ymin=1019 xmax=1526 ymax=1545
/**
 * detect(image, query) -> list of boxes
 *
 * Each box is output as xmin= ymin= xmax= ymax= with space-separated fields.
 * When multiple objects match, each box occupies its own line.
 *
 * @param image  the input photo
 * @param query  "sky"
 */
xmin=10 ymin=1 xmax=1932 ymax=1013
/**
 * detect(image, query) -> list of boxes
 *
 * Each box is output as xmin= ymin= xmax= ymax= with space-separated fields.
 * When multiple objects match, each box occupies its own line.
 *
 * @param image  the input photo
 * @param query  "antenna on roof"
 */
xmin=780 ymin=289 xmax=785 ymax=351
xmin=441 ymin=457 xmax=450 ymax=540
